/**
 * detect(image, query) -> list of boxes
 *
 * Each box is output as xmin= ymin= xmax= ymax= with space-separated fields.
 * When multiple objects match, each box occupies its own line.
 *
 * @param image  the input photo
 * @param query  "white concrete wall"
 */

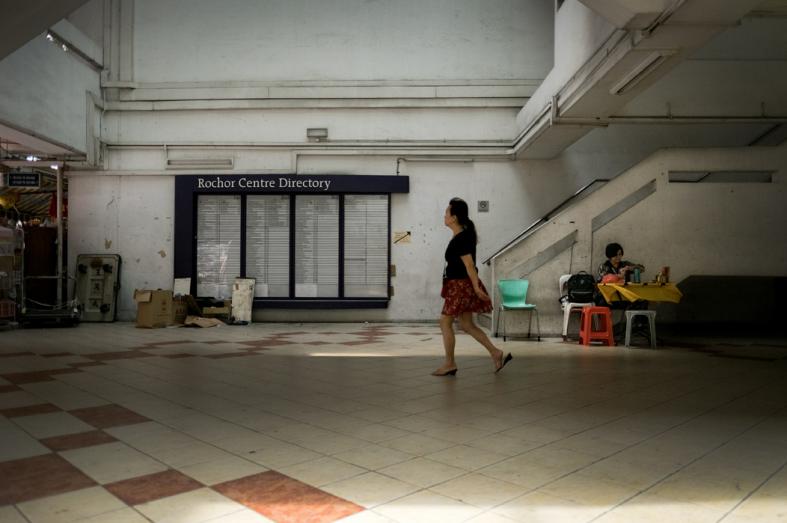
xmin=516 ymin=0 xmax=615 ymax=128
xmin=68 ymin=175 xmax=175 ymax=318
xmin=133 ymin=0 xmax=554 ymax=83
xmin=0 ymin=27 xmax=101 ymax=153
xmin=68 ymin=157 xmax=547 ymax=321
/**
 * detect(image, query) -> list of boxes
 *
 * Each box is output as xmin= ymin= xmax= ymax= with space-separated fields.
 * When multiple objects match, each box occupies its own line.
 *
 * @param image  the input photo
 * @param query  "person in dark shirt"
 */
xmin=432 ymin=198 xmax=512 ymax=376
xmin=597 ymin=242 xmax=644 ymax=283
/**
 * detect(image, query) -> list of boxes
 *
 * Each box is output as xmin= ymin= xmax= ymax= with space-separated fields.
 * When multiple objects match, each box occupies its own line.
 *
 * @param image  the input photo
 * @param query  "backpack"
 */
xmin=565 ymin=272 xmax=596 ymax=303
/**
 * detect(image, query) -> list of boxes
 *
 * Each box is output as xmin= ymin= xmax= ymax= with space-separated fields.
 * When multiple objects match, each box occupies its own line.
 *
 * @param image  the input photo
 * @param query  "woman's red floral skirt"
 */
xmin=441 ymin=278 xmax=493 ymax=316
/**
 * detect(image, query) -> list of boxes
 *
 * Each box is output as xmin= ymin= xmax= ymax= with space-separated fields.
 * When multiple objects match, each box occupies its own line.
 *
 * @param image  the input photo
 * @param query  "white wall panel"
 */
xmin=133 ymin=0 xmax=554 ymax=83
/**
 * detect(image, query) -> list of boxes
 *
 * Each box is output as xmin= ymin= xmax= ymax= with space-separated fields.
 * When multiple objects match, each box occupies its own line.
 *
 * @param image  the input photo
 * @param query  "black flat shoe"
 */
xmin=431 ymin=368 xmax=458 ymax=376
xmin=495 ymin=353 xmax=513 ymax=374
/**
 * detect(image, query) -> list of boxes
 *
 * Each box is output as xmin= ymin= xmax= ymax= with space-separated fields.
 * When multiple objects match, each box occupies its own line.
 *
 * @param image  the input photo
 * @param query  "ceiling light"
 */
xmin=50 ymin=164 xmax=59 ymax=170
xmin=45 ymin=33 xmax=54 ymax=42
xmin=26 ymin=155 xmax=40 ymax=162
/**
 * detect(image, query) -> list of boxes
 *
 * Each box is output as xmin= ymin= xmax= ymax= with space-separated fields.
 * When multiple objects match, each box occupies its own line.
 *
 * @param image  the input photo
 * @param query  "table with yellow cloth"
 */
xmin=597 ymin=283 xmax=683 ymax=304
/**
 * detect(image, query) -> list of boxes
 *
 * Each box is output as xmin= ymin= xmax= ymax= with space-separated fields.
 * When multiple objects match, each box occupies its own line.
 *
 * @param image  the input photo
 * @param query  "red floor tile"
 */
xmin=0 ymin=454 xmax=96 ymax=505
xmin=0 ymin=351 xmax=34 ymax=357
xmin=68 ymin=404 xmax=150 ymax=429
xmin=204 ymin=352 xmax=256 ymax=359
xmin=0 ymin=403 xmax=61 ymax=418
xmin=0 ymin=384 xmax=20 ymax=393
xmin=70 ymin=361 xmax=106 ymax=368
xmin=85 ymin=351 xmax=153 ymax=361
xmin=105 ymin=469 xmax=203 ymax=505
xmin=41 ymin=352 xmax=74 ymax=358
xmin=40 ymin=430 xmax=117 ymax=451
xmin=162 ymin=353 xmax=195 ymax=359
xmin=214 ymin=471 xmax=364 ymax=523
xmin=143 ymin=340 xmax=191 ymax=347
xmin=0 ymin=368 xmax=82 ymax=384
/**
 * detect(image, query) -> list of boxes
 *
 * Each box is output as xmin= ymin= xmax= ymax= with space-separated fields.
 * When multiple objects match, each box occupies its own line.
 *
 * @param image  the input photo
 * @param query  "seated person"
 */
xmin=597 ymin=242 xmax=644 ymax=283
xmin=596 ymin=242 xmax=648 ymax=339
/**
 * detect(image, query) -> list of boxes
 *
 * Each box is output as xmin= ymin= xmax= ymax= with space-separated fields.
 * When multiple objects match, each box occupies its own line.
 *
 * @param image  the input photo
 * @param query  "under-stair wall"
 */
xmin=491 ymin=142 xmax=787 ymax=337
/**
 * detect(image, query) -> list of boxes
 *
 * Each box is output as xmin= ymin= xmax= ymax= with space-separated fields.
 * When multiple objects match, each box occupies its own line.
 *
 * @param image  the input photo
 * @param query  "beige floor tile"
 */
xmin=594 ymin=492 xmax=726 ymax=523
xmin=210 ymin=431 xmax=281 ymax=454
xmin=422 ymin=425 xmax=496 ymax=445
xmin=380 ymin=433 xmax=455 ymax=455
xmin=492 ymin=491 xmax=603 ymax=523
xmin=425 ymin=444 xmax=509 ymax=471
xmin=21 ymin=382 xmax=110 ymax=410
xmin=465 ymin=433 xmax=543 ymax=457
xmin=0 ymin=506 xmax=27 ymax=523
xmin=374 ymin=490 xmax=484 ymax=523
xmin=378 ymin=457 xmax=466 ymax=488
xmin=0 ymin=390 xmax=44 ymax=409
xmin=0 ymin=421 xmax=50 ymax=461
xmin=463 ymin=511 xmax=520 ymax=523
xmin=175 ymin=455 xmax=268 ymax=485
xmin=61 ymin=441 xmax=168 ymax=484
xmin=201 ymin=508 xmax=275 ymax=522
xmin=17 ymin=486 xmax=126 ymax=523
xmin=79 ymin=507 xmax=150 ymax=522
xmin=12 ymin=411 xmax=95 ymax=439
xmin=333 ymin=444 xmax=415 ymax=470
xmin=322 ymin=471 xmax=421 ymax=508
xmin=146 ymin=441 xmax=235 ymax=468
xmin=478 ymin=456 xmax=567 ymax=489
xmin=242 ymin=441 xmax=324 ymax=468
xmin=429 ymin=473 xmax=526 ymax=508
xmin=335 ymin=510 xmax=398 ymax=522
xmin=135 ymin=488 xmax=245 ymax=522
xmin=278 ymin=456 xmax=367 ymax=487
xmin=538 ymin=472 xmax=639 ymax=506
xmin=343 ymin=423 xmax=412 ymax=443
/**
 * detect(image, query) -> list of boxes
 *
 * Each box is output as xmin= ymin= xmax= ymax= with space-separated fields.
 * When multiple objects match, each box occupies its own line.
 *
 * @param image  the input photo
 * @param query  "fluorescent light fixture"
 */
xmin=166 ymin=158 xmax=234 ymax=170
xmin=610 ymin=50 xmax=675 ymax=96
xmin=50 ymin=164 xmax=59 ymax=170
xmin=306 ymin=128 xmax=328 ymax=142
xmin=26 ymin=155 xmax=40 ymax=162
xmin=45 ymin=33 xmax=54 ymax=42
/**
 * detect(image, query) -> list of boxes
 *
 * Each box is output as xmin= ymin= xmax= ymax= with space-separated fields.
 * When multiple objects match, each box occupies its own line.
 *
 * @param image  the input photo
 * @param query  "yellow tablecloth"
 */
xmin=597 ymin=283 xmax=682 ymax=304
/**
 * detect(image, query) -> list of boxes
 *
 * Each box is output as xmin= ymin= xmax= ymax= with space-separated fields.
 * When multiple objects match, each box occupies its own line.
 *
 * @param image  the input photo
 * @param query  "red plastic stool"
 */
xmin=579 ymin=306 xmax=615 ymax=346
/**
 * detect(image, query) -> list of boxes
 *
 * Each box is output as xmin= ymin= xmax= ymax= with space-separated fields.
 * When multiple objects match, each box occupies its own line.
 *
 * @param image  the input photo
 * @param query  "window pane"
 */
xmin=295 ymin=195 xmax=339 ymax=297
xmin=197 ymin=195 xmax=240 ymax=298
xmin=344 ymin=195 xmax=388 ymax=297
xmin=246 ymin=195 xmax=290 ymax=297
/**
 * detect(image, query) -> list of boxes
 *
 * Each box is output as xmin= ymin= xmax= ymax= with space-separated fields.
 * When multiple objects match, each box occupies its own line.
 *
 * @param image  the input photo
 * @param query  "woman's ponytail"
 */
xmin=449 ymin=198 xmax=478 ymax=244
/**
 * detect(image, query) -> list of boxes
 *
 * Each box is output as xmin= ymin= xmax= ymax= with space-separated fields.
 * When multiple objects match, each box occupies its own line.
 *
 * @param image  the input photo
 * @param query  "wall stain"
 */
xmin=158 ymin=250 xmax=167 ymax=258
xmin=104 ymin=239 xmax=112 ymax=249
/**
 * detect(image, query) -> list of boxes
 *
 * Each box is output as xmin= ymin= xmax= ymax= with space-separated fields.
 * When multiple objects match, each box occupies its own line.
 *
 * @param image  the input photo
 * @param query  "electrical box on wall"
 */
xmin=75 ymin=254 xmax=121 ymax=322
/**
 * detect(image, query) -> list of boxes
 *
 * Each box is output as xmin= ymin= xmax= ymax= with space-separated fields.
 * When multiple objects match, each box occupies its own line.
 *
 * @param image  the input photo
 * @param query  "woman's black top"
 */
xmin=443 ymin=230 xmax=476 ymax=280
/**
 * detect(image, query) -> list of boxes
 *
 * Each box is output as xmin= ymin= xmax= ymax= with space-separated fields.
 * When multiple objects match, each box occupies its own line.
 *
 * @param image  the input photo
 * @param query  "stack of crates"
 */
xmin=0 ymin=225 xmax=19 ymax=323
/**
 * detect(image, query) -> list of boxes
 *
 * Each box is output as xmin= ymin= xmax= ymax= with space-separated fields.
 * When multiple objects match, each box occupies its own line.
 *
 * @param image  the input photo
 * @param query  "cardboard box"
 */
xmin=134 ymin=289 xmax=172 ymax=328
xmin=202 ymin=300 xmax=232 ymax=318
xmin=171 ymin=296 xmax=188 ymax=325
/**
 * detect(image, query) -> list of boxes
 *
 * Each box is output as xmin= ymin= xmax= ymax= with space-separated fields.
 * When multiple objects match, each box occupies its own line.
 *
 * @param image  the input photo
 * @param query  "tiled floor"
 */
xmin=0 ymin=322 xmax=786 ymax=522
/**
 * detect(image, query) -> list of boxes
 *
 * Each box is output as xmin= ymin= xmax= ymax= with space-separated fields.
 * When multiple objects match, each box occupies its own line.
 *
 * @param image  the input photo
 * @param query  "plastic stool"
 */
xmin=579 ymin=306 xmax=615 ymax=346
xmin=562 ymin=302 xmax=592 ymax=340
xmin=624 ymin=310 xmax=657 ymax=349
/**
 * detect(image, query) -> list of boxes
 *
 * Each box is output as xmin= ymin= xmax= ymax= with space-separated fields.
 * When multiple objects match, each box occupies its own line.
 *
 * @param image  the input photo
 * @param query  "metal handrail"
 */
xmin=482 ymin=178 xmax=610 ymax=265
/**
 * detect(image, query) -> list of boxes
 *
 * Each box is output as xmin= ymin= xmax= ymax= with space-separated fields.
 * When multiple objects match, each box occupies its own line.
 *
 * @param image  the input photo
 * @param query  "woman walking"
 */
xmin=432 ymin=198 xmax=512 ymax=376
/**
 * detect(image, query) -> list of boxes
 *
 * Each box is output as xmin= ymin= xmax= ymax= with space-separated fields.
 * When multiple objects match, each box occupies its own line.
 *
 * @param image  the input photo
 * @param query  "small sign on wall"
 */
xmin=393 ymin=231 xmax=411 ymax=244
xmin=7 ymin=172 xmax=40 ymax=188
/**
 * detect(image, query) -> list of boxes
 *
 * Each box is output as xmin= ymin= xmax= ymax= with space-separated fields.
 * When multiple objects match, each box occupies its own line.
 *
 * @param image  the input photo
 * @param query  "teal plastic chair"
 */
xmin=496 ymin=279 xmax=541 ymax=341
